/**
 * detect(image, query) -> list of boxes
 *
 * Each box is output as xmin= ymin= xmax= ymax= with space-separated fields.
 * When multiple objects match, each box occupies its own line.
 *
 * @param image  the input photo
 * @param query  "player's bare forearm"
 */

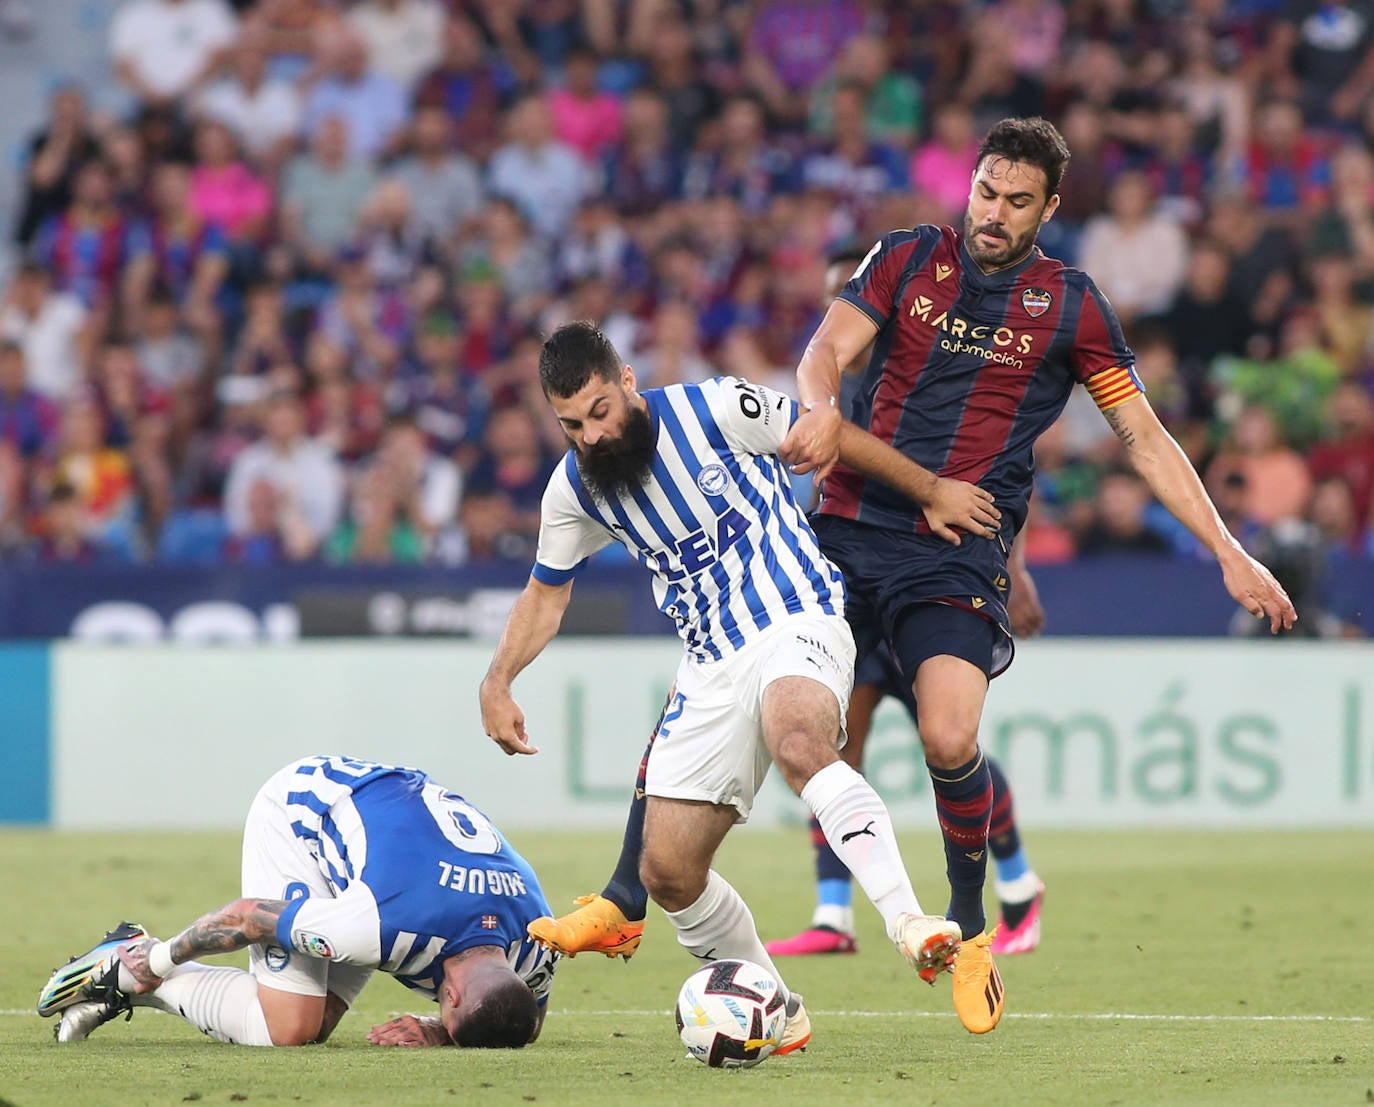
xmin=169 ymin=898 xmax=289 ymax=963
xmin=480 ymin=577 xmax=572 ymax=754
xmin=1103 ymin=397 xmax=1297 ymax=631
xmin=481 ymin=577 xmax=572 ymax=690
xmin=1102 ymin=398 xmax=1233 ymax=557
xmin=786 ymin=300 xmax=879 ymax=480
xmin=836 ymin=422 xmax=999 ymax=544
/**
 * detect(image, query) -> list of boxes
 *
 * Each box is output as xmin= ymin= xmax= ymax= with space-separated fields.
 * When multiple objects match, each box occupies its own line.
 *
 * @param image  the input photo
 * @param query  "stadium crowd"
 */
xmin=0 ymin=0 xmax=1370 ymax=632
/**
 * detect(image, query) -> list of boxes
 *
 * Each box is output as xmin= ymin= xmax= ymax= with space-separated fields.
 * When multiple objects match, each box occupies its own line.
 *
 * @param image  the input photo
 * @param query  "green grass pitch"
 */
xmin=0 ymin=826 xmax=1368 ymax=1106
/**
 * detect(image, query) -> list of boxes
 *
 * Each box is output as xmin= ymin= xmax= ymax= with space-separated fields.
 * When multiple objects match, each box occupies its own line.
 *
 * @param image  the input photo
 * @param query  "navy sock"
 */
xmin=810 ymin=815 xmax=852 ymax=884
xmin=929 ymin=749 xmax=992 ymax=940
xmin=600 ymin=734 xmax=653 ymax=923
xmin=986 ymin=755 xmax=1022 ymax=865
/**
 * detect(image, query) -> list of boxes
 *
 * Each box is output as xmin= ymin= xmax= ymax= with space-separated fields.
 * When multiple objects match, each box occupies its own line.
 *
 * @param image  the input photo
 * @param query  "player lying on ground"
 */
xmin=481 ymin=322 xmax=1003 ymax=1049
xmin=37 ymin=755 xmax=558 ymax=1048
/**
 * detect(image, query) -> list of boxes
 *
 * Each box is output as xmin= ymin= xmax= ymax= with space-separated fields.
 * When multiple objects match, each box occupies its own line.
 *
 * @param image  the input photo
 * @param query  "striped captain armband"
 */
xmin=1084 ymin=366 xmax=1144 ymax=411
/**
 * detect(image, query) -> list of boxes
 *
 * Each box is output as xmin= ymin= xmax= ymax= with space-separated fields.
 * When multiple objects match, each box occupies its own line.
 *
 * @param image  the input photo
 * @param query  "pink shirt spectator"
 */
xmin=548 ymin=88 xmax=624 ymax=163
xmin=190 ymin=163 xmax=273 ymax=241
xmin=994 ymin=0 xmax=1065 ymax=78
xmin=910 ymin=140 xmax=980 ymax=218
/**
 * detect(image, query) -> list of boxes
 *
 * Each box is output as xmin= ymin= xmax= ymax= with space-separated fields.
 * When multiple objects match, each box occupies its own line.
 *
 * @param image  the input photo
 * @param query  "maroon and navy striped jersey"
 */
xmin=819 ymin=225 xmax=1142 ymax=536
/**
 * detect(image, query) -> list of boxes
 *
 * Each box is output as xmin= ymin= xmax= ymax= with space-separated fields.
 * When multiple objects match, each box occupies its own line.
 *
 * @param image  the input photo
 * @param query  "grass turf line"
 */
xmin=0 ymin=827 xmax=1368 ymax=1107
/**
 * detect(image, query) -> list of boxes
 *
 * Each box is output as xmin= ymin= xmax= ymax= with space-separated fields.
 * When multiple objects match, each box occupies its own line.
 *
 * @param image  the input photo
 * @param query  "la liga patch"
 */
xmin=1021 ymin=288 xmax=1052 ymax=317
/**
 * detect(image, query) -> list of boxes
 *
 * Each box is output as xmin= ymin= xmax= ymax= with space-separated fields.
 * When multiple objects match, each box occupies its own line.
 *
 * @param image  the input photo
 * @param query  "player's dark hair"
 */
xmin=449 ymin=975 xmax=539 ymax=1049
xmin=538 ymin=321 xmax=623 ymax=398
xmin=827 ymin=242 xmax=869 ymax=270
xmin=976 ymin=117 xmax=1071 ymax=197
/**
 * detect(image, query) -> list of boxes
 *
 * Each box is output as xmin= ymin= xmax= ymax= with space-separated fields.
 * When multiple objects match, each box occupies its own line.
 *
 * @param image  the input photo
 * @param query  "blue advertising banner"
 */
xmin=0 ymin=645 xmax=50 ymax=823
xmin=0 ymin=556 xmax=1369 ymax=641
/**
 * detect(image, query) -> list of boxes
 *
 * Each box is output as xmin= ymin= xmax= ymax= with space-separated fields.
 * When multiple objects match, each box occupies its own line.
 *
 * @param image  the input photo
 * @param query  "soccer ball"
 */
xmin=675 ymin=959 xmax=787 ymax=1068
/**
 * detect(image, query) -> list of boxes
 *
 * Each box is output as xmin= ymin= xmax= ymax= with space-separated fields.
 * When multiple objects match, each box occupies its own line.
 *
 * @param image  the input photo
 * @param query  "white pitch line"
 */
xmin=3 ymin=1009 xmax=1366 ymax=1024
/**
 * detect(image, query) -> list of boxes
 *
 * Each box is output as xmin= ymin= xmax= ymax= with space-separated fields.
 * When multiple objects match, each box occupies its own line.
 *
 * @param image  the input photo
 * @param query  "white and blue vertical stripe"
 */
xmin=535 ymin=380 xmax=846 ymax=661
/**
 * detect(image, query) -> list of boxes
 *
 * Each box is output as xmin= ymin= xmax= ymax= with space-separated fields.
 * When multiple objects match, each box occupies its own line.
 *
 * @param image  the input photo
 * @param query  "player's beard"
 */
xmin=575 ymin=401 xmax=656 ymax=503
xmin=963 ymin=209 xmax=1038 ymax=272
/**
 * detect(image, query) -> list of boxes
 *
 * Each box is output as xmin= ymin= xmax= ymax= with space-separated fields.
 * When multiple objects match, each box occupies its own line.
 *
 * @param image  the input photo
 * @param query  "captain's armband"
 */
xmin=1084 ymin=366 xmax=1144 ymax=412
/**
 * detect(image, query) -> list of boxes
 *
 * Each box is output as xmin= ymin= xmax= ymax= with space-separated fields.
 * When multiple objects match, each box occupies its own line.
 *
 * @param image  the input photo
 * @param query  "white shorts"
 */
xmin=644 ymin=612 xmax=855 ymax=822
xmin=240 ymin=764 xmax=374 ymax=1004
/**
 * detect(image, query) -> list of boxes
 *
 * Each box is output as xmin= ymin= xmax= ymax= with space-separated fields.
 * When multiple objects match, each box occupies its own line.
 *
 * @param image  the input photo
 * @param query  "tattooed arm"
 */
xmin=1097 ymin=395 xmax=1296 ymax=633
xmin=119 ymin=899 xmax=288 ymax=991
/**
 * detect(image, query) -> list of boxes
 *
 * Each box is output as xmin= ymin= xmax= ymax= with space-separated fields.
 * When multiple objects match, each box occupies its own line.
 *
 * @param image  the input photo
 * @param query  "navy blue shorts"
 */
xmin=815 ymin=514 xmax=1014 ymax=681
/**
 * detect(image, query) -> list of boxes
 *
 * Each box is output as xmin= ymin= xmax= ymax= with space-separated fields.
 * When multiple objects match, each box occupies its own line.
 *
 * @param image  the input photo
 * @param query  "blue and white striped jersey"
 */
xmin=273 ymin=755 xmax=557 ymax=1007
xmin=532 ymin=377 xmax=847 ymax=661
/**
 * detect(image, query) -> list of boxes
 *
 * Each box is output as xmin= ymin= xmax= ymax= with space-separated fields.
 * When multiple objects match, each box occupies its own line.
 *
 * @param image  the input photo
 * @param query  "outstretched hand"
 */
xmin=922 ymin=478 xmax=1000 ymax=546
xmin=479 ymin=679 xmax=539 ymax=755
xmin=1219 ymin=546 xmax=1298 ymax=633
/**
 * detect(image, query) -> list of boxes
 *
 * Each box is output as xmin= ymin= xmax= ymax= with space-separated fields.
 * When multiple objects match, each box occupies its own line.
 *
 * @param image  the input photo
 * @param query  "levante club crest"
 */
xmin=1021 ymin=288 xmax=1052 ymax=317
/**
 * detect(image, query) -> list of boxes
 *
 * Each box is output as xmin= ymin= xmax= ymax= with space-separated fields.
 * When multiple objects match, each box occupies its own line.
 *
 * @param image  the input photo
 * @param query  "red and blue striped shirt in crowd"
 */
xmin=820 ymin=225 xmax=1143 ymax=536
xmin=32 ymin=211 xmax=146 ymax=308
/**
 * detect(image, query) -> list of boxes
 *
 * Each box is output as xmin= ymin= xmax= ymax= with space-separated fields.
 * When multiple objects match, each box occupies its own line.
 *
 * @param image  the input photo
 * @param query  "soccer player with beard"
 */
xmin=480 ymin=321 xmax=1002 ymax=1050
xmin=780 ymin=116 xmax=1296 ymax=1033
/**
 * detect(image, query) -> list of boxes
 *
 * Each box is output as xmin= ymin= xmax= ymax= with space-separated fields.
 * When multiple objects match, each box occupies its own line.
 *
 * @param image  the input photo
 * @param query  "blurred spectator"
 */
xmin=464 ymin=404 xmax=555 ymax=546
xmin=1154 ymin=237 xmax=1251 ymax=418
xmin=809 ymin=32 xmax=920 ymax=150
xmin=632 ymin=300 xmax=713 ymax=388
xmin=799 ymin=80 xmax=906 ymax=231
xmin=1208 ymin=404 xmax=1314 ymax=527
xmin=281 ymin=116 xmax=377 ymax=271
xmin=600 ymin=89 xmax=682 ymax=219
xmin=643 ymin=9 xmax=720 ymax=151
xmin=15 ymin=84 xmax=100 ymax=248
xmin=0 ymin=262 xmax=92 ymax=402
xmin=135 ymin=287 xmax=204 ymax=393
xmin=548 ymin=45 xmax=624 ymax=164
xmin=390 ymin=311 xmax=488 ymax=464
xmin=124 ymin=159 xmax=229 ymax=340
xmin=412 ymin=13 xmax=507 ymax=164
xmin=302 ymin=35 xmax=408 ymax=162
xmin=1308 ymin=381 xmax=1374 ymax=532
xmin=195 ymin=37 xmax=303 ymax=166
xmin=222 ymin=390 xmax=344 ymax=556
xmin=1310 ymin=474 xmax=1373 ymax=557
xmin=355 ymin=414 xmax=461 ymax=551
xmin=909 ymin=102 xmax=981 ymax=224
xmin=110 ymin=0 xmax=238 ymax=109
xmin=682 ymin=93 xmax=796 ymax=212
xmin=487 ymin=94 xmax=589 ymax=240
xmin=0 ymin=339 xmax=58 ymax=460
xmin=352 ymin=178 xmax=425 ymax=289
xmin=1209 ymin=189 xmax=1301 ymax=340
xmin=48 ymin=396 xmax=136 ymax=555
xmin=1076 ymin=468 xmax=1174 ymax=557
xmin=1308 ymin=144 xmax=1374 ymax=281
xmin=1306 ymin=249 xmax=1371 ymax=376
xmin=460 ymin=196 xmax=553 ymax=324
xmin=1266 ymin=0 xmax=1374 ymax=126
xmin=315 ymin=246 xmax=405 ymax=380
xmin=1171 ymin=13 xmax=1250 ymax=167
xmin=743 ymin=0 xmax=867 ymax=124
xmin=390 ymin=105 xmax=485 ymax=259
xmin=1142 ymin=100 xmax=1213 ymax=229
xmin=1077 ymin=170 xmax=1189 ymax=324
xmin=31 ymin=160 xmax=147 ymax=312
xmin=32 ymin=482 xmax=100 ymax=563
xmin=188 ymin=119 xmax=275 ymax=250
xmin=346 ymin=0 xmax=444 ymax=93
xmin=325 ymin=465 xmax=424 ymax=563
xmin=303 ymin=330 xmax=384 ymax=462
xmin=1236 ymin=99 xmax=1331 ymax=223
xmin=1052 ymin=101 xmax=1112 ymax=233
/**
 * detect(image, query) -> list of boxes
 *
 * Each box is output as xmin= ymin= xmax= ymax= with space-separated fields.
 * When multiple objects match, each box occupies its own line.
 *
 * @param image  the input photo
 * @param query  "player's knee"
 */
xmin=771 ymin=728 xmax=836 ymax=791
xmin=265 ymin=1008 xmax=325 ymax=1046
xmin=640 ymin=852 xmax=698 ymax=912
xmin=917 ymin=719 xmax=977 ymax=768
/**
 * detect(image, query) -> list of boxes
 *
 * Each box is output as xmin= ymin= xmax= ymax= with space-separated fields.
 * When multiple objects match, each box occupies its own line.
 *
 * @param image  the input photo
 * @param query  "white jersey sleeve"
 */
xmin=702 ymin=376 xmax=801 ymax=456
xmin=531 ymin=454 xmax=614 ymax=585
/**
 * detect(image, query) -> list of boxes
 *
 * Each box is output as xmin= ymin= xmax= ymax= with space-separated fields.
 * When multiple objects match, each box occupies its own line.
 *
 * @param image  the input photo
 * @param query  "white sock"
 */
xmin=994 ymin=870 xmax=1042 ymax=905
xmin=801 ymin=761 xmax=923 ymax=929
xmin=665 ymin=871 xmax=791 ymax=1005
xmin=810 ymin=904 xmax=855 ymax=934
xmin=130 ymin=963 xmax=274 ymax=1046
